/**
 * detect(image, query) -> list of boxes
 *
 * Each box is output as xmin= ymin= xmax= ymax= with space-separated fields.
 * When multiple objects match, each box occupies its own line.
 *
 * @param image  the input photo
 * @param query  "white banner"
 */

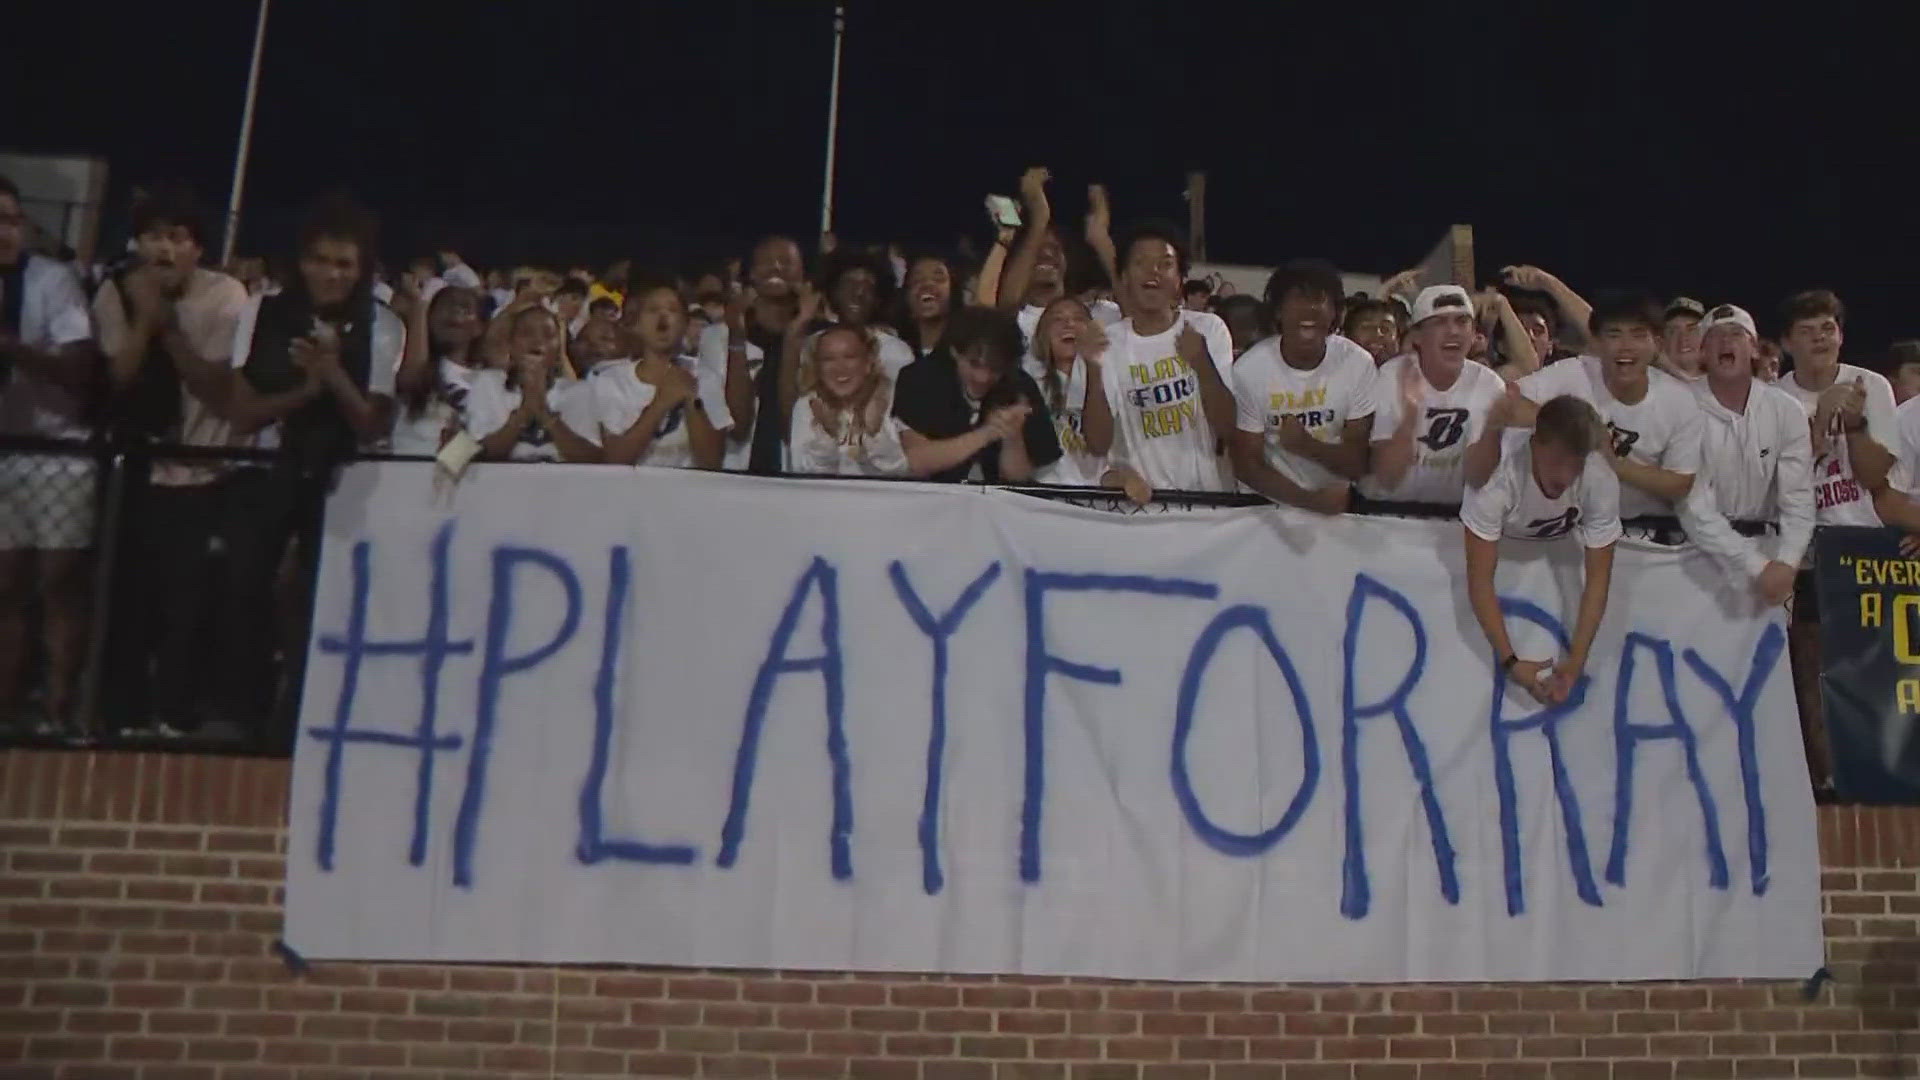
xmin=285 ymin=462 xmax=1822 ymax=982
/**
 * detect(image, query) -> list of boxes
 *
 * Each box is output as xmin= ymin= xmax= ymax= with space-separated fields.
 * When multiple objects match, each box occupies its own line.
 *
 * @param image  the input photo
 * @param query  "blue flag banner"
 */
xmin=1812 ymin=526 xmax=1920 ymax=804
xmin=285 ymin=462 xmax=1821 ymax=982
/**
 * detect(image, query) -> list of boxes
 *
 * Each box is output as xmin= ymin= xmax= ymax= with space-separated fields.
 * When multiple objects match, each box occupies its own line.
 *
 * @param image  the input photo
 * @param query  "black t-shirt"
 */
xmin=891 ymin=347 xmax=1062 ymax=484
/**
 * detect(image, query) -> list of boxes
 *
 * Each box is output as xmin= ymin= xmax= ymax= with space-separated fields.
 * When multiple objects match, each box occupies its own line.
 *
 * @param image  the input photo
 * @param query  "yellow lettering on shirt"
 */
xmin=1127 ymin=354 xmax=1201 ymax=440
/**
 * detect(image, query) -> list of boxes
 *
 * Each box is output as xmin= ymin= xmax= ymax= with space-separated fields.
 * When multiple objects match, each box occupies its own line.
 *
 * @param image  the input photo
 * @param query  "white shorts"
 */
xmin=0 ymin=453 xmax=98 ymax=551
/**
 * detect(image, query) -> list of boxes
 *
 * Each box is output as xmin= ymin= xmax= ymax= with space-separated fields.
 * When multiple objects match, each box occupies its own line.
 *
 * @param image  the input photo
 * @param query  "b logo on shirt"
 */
xmin=1606 ymin=421 xmax=1639 ymax=459
xmin=1526 ymin=507 xmax=1580 ymax=539
xmin=1419 ymin=407 xmax=1469 ymax=451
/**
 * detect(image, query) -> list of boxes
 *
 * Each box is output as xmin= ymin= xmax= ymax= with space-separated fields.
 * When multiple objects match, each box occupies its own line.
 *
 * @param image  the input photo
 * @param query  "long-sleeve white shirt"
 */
xmin=1678 ymin=377 xmax=1815 ymax=580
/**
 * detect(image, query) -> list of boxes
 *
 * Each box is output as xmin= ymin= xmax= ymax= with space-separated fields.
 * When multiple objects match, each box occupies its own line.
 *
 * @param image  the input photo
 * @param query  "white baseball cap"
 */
xmin=1698 ymin=303 xmax=1757 ymax=339
xmin=1410 ymin=284 xmax=1475 ymax=326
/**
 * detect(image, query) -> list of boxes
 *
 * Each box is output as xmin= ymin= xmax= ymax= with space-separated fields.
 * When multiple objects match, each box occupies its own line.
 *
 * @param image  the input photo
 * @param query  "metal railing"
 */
xmin=0 ymin=433 xmax=1744 ymax=763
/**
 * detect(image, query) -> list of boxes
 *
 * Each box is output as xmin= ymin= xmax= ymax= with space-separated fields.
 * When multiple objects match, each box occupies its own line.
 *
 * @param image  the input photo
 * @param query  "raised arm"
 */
xmin=1501 ymin=265 xmax=1592 ymax=351
xmin=1481 ymin=289 xmax=1540 ymax=379
xmin=972 ymin=226 xmax=1014 ymax=308
xmin=1084 ymin=184 xmax=1118 ymax=289
xmin=995 ymin=167 xmax=1052 ymax=312
xmin=775 ymin=285 xmax=822 ymax=434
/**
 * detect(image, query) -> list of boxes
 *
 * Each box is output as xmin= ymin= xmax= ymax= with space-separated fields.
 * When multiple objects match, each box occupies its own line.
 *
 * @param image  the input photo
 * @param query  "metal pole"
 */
xmin=818 ymin=4 xmax=846 ymax=238
xmin=221 ymin=0 xmax=271 ymax=267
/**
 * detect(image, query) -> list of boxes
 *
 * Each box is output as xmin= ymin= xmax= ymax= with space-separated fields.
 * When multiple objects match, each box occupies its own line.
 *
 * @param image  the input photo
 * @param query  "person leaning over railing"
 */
xmin=0 ymin=172 xmax=97 ymax=731
xmin=91 ymin=187 xmax=250 ymax=735
xmin=1462 ymin=396 xmax=1620 ymax=706
xmin=212 ymin=193 xmax=402 ymax=742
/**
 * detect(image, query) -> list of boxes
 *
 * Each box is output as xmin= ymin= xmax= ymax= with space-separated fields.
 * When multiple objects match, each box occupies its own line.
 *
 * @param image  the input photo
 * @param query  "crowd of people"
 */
xmin=1 ymin=166 xmax=1913 ymax=783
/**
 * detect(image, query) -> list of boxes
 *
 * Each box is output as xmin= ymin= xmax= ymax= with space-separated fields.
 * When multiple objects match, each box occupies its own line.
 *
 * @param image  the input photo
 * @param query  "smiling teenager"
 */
xmin=1503 ymin=291 xmax=1704 ymax=524
xmin=1227 ymin=258 xmax=1373 ymax=515
xmin=1362 ymin=285 xmax=1512 ymax=507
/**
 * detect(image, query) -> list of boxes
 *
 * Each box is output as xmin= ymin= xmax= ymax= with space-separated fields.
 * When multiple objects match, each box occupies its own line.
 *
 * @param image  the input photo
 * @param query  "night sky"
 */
xmin=6 ymin=1 xmax=1914 ymax=349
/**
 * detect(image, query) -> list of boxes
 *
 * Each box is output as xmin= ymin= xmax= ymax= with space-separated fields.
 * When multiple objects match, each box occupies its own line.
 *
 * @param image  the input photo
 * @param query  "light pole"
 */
xmin=817 ymin=4 xmax=846 ymax=239
xmin=221 ymin=0 xmax=271 ymax=267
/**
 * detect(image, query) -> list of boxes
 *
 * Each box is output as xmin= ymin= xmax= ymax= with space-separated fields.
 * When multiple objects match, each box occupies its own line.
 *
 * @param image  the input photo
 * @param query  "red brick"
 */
xmin=778 ymin=1005 xmax=850 ymax=1030
xmin=742 ymin=1030 xmax=812 ymax=1053
xmin=851 ymin=1007 xmax=921 ymax=1032
xmin=703 ymin=1054 xmax=776 ymax=1078
xmin=745 ymin=978 xmax=816 ymax=1003
xmin=959 ymin=1035 xmax=1030 ymax=1059
xmin=1069 ymin=1011 xmax=1137 ymax=1035
xmin=925 ymin=1064 xmax=994 ymax=1080
xmin=1216 ymin=1013 xmax=1283 ymax=1036
xmin=629 ymin=1052 xmax=701 ymax=1075
xmin=631 ymin=999 xmax=703 ymax=1025
xmin=1035 ymin=988 xmax=1104 ymax=1010
xmin=894 ymin=983 xmax=963 ymax=1007
xmin=1175 ymin=988 xmax=1245 ymax=1012
xmin=65 ymin=1011 xmax=143 ymax=1035
xmin=110 ymin=984 xmax=185 ymax=1008
xmin=926 ymin=1010 xmax=995 ymax=1033
xmin=27 ymin=1030 xmax=108 ymax=1053
xmin=1247 ymin=1037 xmax=1319 ymax=1061
xmin=1106 ymin=988 xmax=1176 ymax=1011
xmin=812 ymin=1031 xmax=883 ymax=1056
xmin=851 ymin=1060 xmax=921 ymax=1080
xmin=221 ymin=1014 xmax=295 ymax=1038
xmin=669 ymin=975 xmax=741 ymax=1000
xmin=337 ymin=1044 xmax=406 ymax=1067
xmin=298 ymin=1015 xmax=370 ymax=1040
xmin=1032 ymin=1037 xmax=1102 ymax=1060
xmin=1104 ymin=1037 xmax=1178 ymax=1062
xmin=819 ymin=981 xmax=888 ymax=1006
xmin=1141 ymin=1013 xmax=1208 ymax=1036
xmin=185 ymin=1038 xmax=259 ymax=1062
xmin=1285 ymin=1012 xmax=1350 ymax=1037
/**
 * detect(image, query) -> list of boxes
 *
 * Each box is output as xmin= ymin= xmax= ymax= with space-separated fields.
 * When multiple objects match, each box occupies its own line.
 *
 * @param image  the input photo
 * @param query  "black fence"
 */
xmin=0 ymin=434 xmax=1808 ymax=774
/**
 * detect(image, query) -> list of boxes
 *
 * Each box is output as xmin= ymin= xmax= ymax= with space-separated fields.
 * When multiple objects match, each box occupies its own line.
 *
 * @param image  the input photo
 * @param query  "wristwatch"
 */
xmin=1500 ymin=654 xmax=1519 ymax=671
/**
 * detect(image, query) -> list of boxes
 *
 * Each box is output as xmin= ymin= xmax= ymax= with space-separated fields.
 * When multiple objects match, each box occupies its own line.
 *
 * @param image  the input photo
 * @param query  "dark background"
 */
xmin=5 ymin=1 xmax=1912 ymax=349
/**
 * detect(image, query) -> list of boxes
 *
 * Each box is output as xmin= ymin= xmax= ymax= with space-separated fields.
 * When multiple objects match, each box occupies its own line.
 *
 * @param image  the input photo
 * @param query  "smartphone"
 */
xmin=986 ymin=195 xmax=1022 ymax=229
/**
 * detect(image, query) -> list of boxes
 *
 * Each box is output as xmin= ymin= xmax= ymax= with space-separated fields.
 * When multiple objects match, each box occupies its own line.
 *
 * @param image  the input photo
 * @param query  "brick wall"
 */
xmin=2 ymin=748 xmax=1916 ymax=1080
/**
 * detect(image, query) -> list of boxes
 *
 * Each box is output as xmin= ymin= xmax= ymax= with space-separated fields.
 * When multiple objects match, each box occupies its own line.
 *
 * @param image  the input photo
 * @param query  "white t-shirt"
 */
xmin=1775 ymin=362 xmax=1897 ymax=527
xmin=1462 ymin=429 xmax=1623 ymax=547
xmin=1891 ymin=394 xmax=1920 ymax=497
xmin=589 ymin=356 xmax=733 ymax=470
xmin=0 ymin=253 xmax=95 ymax=439
xmin=1360 ymin=353 xmax=1508 ymax=504
xmin=93 ymin=268 xmax=251 ymax=484
xmin=1018 ymin=299 xmax=1122 ymax=349
xmin=1231 ymin=334 xmax=1378 ymax=491
xmin=462 ymin=368 xmax=598 ymax=461
xmin=388 ymin=358 xmax=478 ymax=457
xmin=1517 ymin=357 xmax=1703 ymax=518
xmin=787 ymin=392 xmax=910 ymax=477
xmin=225 ymin=292 xmax=405 ymax=451
xmin=1023 ymin=354 xmax=1110 ymax=486
xmin=1101 ymin=310 xmax=1236 ymax=492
